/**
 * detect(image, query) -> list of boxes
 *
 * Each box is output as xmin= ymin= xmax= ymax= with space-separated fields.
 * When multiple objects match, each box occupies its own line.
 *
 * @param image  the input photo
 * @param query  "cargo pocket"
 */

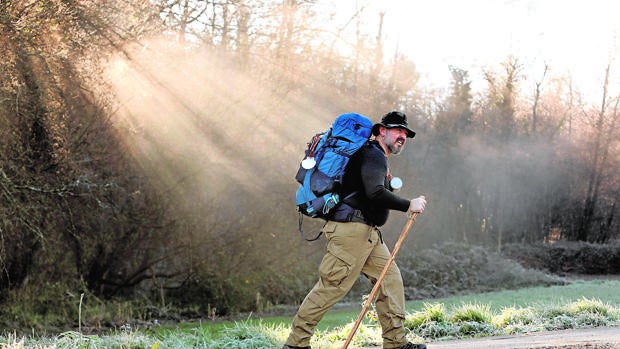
xmin=321 ymin=221 xmax=338 ymax=240
xmin=318 ymin=243 xmax=356 ymax=287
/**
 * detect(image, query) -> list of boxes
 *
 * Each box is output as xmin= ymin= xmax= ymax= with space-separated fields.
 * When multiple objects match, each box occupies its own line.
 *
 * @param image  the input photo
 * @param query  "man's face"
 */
xmin=382 ymin=127 xmax=408 ymax=155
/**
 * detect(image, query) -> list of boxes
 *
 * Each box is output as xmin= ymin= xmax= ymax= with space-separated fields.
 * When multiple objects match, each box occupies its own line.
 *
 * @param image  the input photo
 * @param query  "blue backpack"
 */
xmin=295 ymin=113 xmax=373 ymax=239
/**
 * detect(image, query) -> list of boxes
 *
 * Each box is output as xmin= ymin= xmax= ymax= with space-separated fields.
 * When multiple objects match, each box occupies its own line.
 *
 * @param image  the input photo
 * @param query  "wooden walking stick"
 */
xmin=341 ymin=212 xmax=419 ymax=349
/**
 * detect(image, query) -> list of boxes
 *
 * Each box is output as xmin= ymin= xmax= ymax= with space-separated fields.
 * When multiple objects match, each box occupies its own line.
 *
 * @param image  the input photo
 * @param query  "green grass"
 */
xmin=203 ymin=279 xmax=619 ymax=333
xmin=2 ymin=279 xmax=619 ymax=349
xmin=405 ymin=279 xmax=620 ymax=313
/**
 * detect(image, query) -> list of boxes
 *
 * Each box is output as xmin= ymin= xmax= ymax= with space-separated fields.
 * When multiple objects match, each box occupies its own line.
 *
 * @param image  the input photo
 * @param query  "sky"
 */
xmin=322 ymin=0 xmax=620 ymax=102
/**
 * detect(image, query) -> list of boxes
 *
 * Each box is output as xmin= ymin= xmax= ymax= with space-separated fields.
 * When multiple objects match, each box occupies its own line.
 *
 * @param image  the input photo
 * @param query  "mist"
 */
xmin=103 ymin=36 xmax=620 ymax=271
xmin=103 ymin=38 xmax=351 ymax=284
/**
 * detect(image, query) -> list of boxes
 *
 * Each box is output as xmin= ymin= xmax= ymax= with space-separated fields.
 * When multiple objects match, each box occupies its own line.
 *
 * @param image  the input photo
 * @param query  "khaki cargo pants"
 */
xmin=285 ymin=221 xmax=408 ymax=349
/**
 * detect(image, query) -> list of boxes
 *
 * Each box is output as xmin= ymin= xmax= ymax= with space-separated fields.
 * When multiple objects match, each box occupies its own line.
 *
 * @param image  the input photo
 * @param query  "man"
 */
xmin=283 ymin=111 xmax=428 ymax=349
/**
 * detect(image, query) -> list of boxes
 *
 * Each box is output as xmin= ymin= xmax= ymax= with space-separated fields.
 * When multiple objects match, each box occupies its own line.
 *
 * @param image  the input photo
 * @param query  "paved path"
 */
xmin=360 ymin=326 xmax=620 ymax=348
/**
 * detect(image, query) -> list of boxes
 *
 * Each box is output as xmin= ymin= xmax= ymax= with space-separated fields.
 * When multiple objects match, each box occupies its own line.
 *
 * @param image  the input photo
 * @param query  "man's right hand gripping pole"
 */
xmin=408 ymin=195 xmax=426 ymax=217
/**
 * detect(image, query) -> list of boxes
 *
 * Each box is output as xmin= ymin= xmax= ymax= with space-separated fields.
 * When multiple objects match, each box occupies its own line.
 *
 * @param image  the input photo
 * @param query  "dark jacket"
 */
xmin=335 ymin=140 xmax=410 ymax=226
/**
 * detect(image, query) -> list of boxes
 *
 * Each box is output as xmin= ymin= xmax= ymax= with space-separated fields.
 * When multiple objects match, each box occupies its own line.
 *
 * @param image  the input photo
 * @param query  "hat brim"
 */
xmin=372 ymin=123 xmax=416 ymax=138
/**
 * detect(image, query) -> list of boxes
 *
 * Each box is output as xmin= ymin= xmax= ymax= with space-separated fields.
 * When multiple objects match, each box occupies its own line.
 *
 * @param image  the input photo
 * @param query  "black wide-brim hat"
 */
xmin=372 ymin=111 xmax=416 ymax=138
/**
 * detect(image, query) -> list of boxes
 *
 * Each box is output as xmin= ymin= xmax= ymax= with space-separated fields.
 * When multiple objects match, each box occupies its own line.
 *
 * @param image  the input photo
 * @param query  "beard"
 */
xmin=387 ymin=137 xmax=406 ymax=155
xmin=388 ymin=145 xmax=403 ymax=155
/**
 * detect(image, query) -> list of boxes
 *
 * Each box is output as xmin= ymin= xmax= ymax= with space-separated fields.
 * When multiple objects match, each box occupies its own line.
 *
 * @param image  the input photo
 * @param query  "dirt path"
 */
xmin=361 ymin=326 xmax=620 ymax=348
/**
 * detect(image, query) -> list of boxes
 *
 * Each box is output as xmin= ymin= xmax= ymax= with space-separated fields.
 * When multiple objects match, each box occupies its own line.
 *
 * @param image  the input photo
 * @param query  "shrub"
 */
xmin=412 ymin=321 xmax=459 ymax=339
xmin=451 ymin=303 xmax=492 ymax=323
xmin=405 ymin=303 xmax=448 ymax=329
xmin=317 ymin=322 xmax=380 ymax=348
xmin=546 ymin=314 xmax=577 ymax=330
xmin=0 ymin=280 xmax=141 ymax=334
xmin=399 ymin=242 xmax=563 ymax=300
xmin=457 ymin=321 xmax=495 ymax=336
xmin=210 ymin=321 xmax=281 ymax=349
xmin=166 ymin=273 xmax=259 ymax=316
xmin=566 ymin=297 xmax=609 ymax=316
xmin=492 ymin=306 xmax=539 ymax=327
xmin=165 ymin=259 xmax=323 ymax=319
xmin=503 ymin=240 xmax=620 ymax=275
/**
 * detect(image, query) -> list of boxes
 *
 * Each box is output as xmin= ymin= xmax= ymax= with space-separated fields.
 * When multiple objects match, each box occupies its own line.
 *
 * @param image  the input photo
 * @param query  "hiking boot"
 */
xmin=282 ymin=345 xmax=311 ymax=349
xmin=389 ymin=343 xmax=427 ymax=349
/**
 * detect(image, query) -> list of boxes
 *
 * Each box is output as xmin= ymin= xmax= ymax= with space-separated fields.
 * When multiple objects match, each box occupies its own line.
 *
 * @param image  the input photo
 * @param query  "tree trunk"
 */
xmin=576 ymin=65 xmax=612 ymax=241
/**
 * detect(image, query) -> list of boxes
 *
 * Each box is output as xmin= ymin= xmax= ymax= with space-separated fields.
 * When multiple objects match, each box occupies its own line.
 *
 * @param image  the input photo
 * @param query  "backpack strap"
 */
xmin=298 ymin=212 xmax=323 ymax=241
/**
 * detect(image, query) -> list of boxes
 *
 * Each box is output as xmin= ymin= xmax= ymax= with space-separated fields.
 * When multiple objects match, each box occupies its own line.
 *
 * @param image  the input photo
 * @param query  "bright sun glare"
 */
xmin=327 ymin=0 xmax=620 ymax=102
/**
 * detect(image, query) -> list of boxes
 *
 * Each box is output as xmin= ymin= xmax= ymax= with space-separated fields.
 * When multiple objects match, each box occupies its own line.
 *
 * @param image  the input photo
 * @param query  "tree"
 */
xmin=0 ymin=0 xmax=173 ymax=298
xmin=434 ymin=66 xmax=473 ymax=140
xmin=155 ymin=0 xmax=210 ymax=44
xmin=481 ymin=57 xmax=522 ymax=140
xmin=574 ymin=65 xmax=620 ymax=242
xmin=531 ymin=64 xmax=549 ymax=137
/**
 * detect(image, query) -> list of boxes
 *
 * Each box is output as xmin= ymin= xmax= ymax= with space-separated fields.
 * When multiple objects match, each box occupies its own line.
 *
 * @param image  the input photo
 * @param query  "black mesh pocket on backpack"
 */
xmin=310 ymin=170 xmax=336 ymax=197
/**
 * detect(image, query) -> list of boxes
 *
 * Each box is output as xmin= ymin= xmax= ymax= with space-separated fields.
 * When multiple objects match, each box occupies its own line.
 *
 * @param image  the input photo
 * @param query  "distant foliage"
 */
xmin=398 ymin=242 xmax=564 ymax=300
xmin=503 ymin=241 xmax=620 ymax=275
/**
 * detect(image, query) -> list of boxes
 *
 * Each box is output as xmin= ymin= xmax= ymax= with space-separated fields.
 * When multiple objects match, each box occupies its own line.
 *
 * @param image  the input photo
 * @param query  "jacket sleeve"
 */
xmin=360 ymin=146 xmax=411 ymax=212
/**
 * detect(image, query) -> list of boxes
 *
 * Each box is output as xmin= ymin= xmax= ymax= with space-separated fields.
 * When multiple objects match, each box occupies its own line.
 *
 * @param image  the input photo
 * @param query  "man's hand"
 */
xmin=408 ymin=195 xmax=426 ymax=214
